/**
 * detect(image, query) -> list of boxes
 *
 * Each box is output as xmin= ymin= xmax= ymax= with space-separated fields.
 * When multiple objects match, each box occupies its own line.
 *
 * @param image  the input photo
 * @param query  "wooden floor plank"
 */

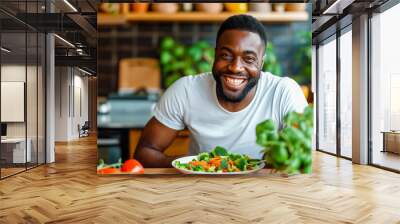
xmin=0 ymin=135 xmax=400 ymax=223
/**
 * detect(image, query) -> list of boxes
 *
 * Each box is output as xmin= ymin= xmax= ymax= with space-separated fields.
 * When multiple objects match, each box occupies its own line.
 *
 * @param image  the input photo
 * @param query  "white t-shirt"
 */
xmin=153 ymin=72 xmax=308 ymax=159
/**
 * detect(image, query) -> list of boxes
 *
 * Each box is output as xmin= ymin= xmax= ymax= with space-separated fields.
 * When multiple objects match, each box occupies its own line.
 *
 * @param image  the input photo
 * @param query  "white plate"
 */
xmin=172 ymin=156 xmax=265 ymax=175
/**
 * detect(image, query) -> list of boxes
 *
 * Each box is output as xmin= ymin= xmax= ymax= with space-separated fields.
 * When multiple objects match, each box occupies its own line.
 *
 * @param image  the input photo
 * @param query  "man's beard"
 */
xmin=212 ymin=71 xmax=260 ymax=103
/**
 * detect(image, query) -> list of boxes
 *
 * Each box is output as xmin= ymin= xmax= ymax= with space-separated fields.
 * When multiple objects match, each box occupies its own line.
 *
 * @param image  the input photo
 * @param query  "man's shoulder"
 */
xmin=261 ymin=71 xmax=299 ymax=90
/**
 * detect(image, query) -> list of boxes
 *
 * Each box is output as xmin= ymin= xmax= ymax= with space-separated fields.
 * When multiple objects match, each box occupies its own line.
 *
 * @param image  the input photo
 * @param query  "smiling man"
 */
xmin=135 ymin=15 xmax=308 ymax=167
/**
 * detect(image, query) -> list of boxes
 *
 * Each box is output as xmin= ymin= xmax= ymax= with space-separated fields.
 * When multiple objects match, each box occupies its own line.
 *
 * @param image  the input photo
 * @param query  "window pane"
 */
xmin=371 ymin=3 xmax=400 ymax=171
xmin=340 ymin=29 xmax=352 ymax=158
xmin=317 ymin=36 xmax=337 ymax=154
xmin=1 ymin=30 xmax=27 ymax=177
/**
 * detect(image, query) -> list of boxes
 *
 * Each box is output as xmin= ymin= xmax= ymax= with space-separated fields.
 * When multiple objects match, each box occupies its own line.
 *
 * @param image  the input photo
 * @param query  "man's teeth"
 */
xmin=226 ymin=77 xmax=244 ymax=86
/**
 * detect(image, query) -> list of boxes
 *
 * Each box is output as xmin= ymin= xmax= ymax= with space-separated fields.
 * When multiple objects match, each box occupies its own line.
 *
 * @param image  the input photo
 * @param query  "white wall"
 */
xmin=1 ymin=65 xmax=26 ymax=80
xmin=55 ymin=67 xmax=69 ymax=141
xmin=1 ymin=65 xmax=26 ymax=136
xmin=1 ymin=65 xmax=34 ymax=138
xmin=1 ymin=64 xmax=46 ymax=163
xmin=54 ymin=67 xmax=89 ymax=141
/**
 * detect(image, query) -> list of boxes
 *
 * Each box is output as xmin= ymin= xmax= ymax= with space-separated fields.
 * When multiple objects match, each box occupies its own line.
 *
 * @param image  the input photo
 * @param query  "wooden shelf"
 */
xmin=98 ymin=12 xmax=309 ymax=26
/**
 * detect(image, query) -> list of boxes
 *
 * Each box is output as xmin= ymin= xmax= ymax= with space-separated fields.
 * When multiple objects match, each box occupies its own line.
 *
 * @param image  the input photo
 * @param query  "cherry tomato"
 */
xmin=97 ymin=167 xmax=119 ymax=174
xmin=121 ymin=159 xmax=144 ymax=174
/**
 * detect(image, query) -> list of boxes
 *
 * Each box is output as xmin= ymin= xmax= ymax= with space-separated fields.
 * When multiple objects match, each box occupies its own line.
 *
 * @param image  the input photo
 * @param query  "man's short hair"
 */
xmin=216 ymin=14 xmax=267 ymax=48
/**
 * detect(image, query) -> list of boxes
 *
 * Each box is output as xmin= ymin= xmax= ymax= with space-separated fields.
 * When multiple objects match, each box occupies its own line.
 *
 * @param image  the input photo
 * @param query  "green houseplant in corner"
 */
xmin=293 ymin=31 xmax=312 ymax=85
xmin=262 ymin=41 xmax=282 ymax=76
xmin=293 ymin=31 xmax=312 ymax=101
xmin=159 ymin=37 xmax=214 ymax=88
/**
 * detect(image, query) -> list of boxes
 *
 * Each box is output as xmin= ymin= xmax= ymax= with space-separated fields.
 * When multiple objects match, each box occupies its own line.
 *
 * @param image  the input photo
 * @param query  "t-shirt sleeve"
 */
xmin=278 ymin=77 xmax=308 ymax=121
xmin=153 ymin=77 xmax=187 ymax=130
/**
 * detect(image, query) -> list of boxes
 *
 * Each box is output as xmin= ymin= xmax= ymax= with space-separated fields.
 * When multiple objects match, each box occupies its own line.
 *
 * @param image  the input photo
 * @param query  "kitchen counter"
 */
xmin=101 ymin=168 xmax=284 ymax=177
xmin=97 ymin=113 xmax=151 ymax=129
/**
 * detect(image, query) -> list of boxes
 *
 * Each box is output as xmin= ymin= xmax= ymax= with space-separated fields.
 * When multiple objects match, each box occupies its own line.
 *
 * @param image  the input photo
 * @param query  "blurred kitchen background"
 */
xmin=1 ymin=0 xmax=398 ymax=179
xmin=96 ymin=3 xmax=312 ymax=165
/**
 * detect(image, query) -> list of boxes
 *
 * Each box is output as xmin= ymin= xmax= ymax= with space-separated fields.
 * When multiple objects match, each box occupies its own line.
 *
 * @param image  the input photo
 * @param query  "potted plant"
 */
xmin=273 ymin=3 xmax=286 ymax=13
xmin=159 ymin=37 xmax=214 ymax=88
xmin=152 ymin=3 xmax=179 ymax=14
xmin=182 ymin=3 xmax=193 ymax=12
xmin=249 ymin=3 xmax=272 ymax=13
xmin=224 ymin=3 xmax=248 ymax=13
xmin=285 ymin=3 xmax=306 ymax=12
xmin=99 ymin=3 xmax=120 ymax=15
xmin=131 ymin=3 xmax=150 ymax=13
xmin=293 ymin=31 xmax=312 ymax=101
xmin=263 ymin=42 xmax=282 ymax=76
xmin=195 ymin=3 xmax=223 ymax=14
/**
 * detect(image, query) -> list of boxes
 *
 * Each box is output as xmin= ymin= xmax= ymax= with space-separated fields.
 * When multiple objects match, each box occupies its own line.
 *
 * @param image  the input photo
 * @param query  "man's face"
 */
xmin=212 ymin=29 xmax=265 ymax=103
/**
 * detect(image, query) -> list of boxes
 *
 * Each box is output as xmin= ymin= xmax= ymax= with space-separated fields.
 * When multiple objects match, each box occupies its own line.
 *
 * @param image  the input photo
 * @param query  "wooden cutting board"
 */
xmin=118 ymin=58 xmax=161 ymax=92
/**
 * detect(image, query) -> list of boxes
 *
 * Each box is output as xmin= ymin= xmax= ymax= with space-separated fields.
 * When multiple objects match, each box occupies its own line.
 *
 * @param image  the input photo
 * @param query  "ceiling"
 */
xmin=311 ymin=0 xmax=391 ymax=43
xmin=0 ymin=0 xmax=96 ymax=14
xmin=0 ymin=0 xmax=97 ymax=72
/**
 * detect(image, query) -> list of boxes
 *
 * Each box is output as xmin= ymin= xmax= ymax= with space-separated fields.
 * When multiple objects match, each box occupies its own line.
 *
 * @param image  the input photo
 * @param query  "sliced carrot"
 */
xmin=191 ymin=161 xmax=199 ymax=166
xmin=200 ymin=160 xmax=208 ymax=168
xmin=210 ymin=159 xmax=221 ymax=167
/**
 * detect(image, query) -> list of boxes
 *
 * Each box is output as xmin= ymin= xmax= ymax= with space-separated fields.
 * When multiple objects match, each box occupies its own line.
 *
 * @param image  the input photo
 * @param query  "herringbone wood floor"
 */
xmin=1 ymin=135 xmax=400 ymax=224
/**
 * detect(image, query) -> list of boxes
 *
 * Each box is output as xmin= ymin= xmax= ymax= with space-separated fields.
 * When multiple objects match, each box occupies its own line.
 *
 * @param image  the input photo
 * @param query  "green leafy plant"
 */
xmin=293 ymin=31 xmax=312 ymax=85
xmin=263 ymin=41 xmax=282 ymax=76
xmin=256 ymin=105 xmax=314 ymax=174
xmin=159 ymin=37 xmax=214 ymax=88
xmin=97 ymin=158 xmax=122 ymax=169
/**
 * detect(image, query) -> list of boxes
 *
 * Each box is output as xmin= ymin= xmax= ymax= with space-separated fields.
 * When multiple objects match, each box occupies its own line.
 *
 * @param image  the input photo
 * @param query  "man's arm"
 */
xmin=280 ymin=78 xmax=308 ymax=116
xmin=135 ymin=117 xmax=181 ymax=168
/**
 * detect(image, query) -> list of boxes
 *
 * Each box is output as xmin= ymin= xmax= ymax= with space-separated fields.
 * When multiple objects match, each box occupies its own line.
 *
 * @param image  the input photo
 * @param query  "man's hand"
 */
xmin=135 ymin=117 xmax=181 ymax=168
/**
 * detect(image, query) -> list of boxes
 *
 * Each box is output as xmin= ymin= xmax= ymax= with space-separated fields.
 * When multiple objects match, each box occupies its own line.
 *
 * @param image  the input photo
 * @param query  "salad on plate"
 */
xmin=172 ymin=146 xmax=265 ymax=174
